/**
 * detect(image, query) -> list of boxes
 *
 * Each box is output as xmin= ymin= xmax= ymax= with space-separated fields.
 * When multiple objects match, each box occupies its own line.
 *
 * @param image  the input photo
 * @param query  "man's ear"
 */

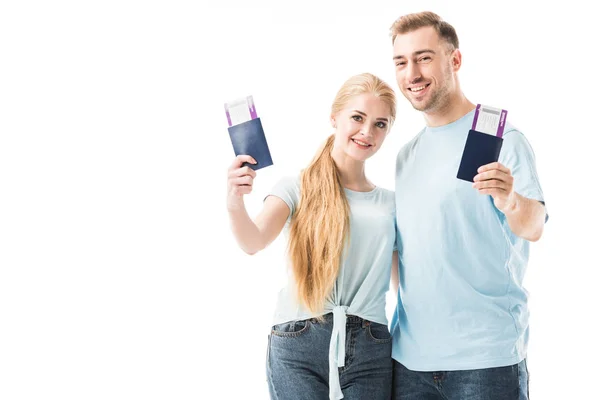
xmin=451 ymin=48 xmax=462 ymax=71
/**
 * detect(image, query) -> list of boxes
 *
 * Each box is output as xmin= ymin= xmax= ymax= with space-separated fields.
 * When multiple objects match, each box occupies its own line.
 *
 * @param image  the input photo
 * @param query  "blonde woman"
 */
xmin=227 ymin=73 xmax=399 ymax=400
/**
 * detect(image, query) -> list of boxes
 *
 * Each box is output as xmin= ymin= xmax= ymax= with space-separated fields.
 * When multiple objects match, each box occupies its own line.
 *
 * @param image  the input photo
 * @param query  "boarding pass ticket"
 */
xmin=224 ymin=95 xmax=258 ymax=127
xmin=471 ymin=104 xmax=507 ymax=138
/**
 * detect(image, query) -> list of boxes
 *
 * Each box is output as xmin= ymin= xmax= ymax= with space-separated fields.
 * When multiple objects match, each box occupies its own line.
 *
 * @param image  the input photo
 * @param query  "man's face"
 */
xmin=392 ymin=26 xmax=457 ymax=112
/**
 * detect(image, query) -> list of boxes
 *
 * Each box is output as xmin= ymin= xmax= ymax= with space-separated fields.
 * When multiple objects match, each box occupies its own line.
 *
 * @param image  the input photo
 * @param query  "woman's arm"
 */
xmin=390 ymin=251 xmax=399 ymax=293
xmin=227 ymin=155 xmax=290 ymax=255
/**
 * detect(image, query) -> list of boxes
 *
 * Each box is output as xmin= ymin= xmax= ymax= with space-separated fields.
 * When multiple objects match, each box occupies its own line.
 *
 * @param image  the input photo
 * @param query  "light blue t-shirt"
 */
xmin=267 ymin=176 xmax=396 ymax=399
xmin=391 ymin=109 xmax=548 ymax=371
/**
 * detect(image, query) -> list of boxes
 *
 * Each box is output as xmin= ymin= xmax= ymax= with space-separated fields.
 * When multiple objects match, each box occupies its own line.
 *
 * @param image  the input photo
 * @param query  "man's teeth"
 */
xmin=409 ymin=85 xmax=427 ymax=92
xmin=353 ymin=139 xmax=370 ymax=147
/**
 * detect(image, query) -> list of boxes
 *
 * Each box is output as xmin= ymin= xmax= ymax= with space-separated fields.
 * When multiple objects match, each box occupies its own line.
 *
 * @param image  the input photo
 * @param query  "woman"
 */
xmin=226 ymin=73 xmax=399 ymax=400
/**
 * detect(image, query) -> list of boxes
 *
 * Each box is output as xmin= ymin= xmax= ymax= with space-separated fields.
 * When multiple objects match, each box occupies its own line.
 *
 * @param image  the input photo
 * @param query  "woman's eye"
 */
xmin=376 ymin=122 xmax=387 ymax=129
xmin=352 ymin=115 xmax=363 ymax=122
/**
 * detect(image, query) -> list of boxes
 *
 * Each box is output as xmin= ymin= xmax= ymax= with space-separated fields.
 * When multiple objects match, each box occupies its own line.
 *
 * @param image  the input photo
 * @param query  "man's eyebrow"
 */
xmin=352 ymin=110 xmax=388 ymax=122
xmin=393 ymin=49 xmax=436 ymax=60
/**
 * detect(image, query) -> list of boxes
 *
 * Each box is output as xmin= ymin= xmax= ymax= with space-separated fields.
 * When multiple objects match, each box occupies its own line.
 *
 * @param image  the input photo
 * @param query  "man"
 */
xmin=388 ymin=11 xmax=548 ymax=400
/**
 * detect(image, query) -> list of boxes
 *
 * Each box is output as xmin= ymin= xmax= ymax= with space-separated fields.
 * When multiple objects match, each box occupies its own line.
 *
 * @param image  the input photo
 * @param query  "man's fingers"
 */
xmin=477 ymin=162 xmax=511 ymax=175
xmin=474 ymin=169 xmax=512 ymax=183
xmin=477 ymin=188 xmax=505 ymax=197
xmin=472 ymin=179 xmax=508 ymax=191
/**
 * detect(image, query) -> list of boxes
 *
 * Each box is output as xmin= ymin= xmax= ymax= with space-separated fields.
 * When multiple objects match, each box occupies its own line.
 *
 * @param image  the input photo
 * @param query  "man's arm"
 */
xmin=501 ymin=193 xmax=545 ymax=242
xmin=473 ymin=162 xmax=546 ymax=242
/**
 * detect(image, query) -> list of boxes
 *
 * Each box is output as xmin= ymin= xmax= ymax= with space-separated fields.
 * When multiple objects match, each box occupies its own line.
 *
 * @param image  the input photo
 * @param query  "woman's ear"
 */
xmin=330 ymin=115 xmax=337 ymax=129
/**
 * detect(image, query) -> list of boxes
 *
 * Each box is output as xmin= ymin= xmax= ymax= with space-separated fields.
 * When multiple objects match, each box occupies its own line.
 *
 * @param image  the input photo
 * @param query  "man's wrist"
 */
xmin=501 ymin=192 xmax=519 ymax=215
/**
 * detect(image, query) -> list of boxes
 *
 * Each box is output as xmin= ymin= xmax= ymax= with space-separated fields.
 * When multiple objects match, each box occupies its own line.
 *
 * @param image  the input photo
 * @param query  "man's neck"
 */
xmin=424 ymin=92 xmax=476 ymax=128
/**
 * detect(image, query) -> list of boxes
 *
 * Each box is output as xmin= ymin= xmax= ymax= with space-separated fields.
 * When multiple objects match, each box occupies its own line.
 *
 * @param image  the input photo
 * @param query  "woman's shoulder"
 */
xmin=272 ymin=174 xmax=300 ymax=191
xmin=374 ymin=186 xmax=395 ymax=202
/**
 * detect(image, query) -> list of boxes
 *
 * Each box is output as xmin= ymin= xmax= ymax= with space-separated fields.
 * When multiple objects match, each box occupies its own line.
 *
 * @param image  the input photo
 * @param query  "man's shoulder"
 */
xmin=503 ymin=120 xmax=522 ymax=136
xmin=501 ymin=122 xmax=533 ymax=149
xmin=498 ymin=121 xmax=541 ymax=169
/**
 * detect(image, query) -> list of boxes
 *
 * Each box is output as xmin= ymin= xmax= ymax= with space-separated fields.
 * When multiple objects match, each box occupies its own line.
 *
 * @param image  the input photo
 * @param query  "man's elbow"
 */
xmin=526 ymin=223 xmax=544 ymax=242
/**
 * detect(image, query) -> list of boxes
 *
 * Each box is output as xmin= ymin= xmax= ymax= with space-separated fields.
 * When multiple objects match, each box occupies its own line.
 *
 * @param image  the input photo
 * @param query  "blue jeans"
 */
xmin=266 ymin=313 xmax=393 ymax=400
xmin=392 ymin=359 xmax=529 ymax=400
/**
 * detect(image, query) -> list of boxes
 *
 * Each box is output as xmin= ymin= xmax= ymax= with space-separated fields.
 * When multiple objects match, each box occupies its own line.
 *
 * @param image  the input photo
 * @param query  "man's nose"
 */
xmin=406 ymin=62 xmax=422 ymax=84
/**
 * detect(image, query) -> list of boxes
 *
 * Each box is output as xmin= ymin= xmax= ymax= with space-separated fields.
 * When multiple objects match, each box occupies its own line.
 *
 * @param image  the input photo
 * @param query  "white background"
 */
xmin=1 ymin=1 xmax=597 ymax=399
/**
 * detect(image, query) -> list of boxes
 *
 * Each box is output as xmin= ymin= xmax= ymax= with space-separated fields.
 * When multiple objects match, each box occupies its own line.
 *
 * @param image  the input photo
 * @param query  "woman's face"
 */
xmin=331 ymin=93 xmax=392 ymax=162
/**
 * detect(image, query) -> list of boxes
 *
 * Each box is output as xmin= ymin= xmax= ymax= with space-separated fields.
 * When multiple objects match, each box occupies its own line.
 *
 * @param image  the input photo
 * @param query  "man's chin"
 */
xmin=409 ymin=101 xmax=429 ymax=112
xmin=403 ymin=94 xmax=429 ymax=111
xmin=408 ymin=96 xmax=438 ymax=112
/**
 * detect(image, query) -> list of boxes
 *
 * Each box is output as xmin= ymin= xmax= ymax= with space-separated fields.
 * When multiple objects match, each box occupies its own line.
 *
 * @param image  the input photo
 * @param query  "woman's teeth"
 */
xmin=353 ymin=139 xmax=371 ymax=147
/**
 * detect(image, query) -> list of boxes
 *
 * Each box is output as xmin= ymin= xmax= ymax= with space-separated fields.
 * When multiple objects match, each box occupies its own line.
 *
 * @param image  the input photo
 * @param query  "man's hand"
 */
xmin=473 ymin=162 xmax=517 ymax=214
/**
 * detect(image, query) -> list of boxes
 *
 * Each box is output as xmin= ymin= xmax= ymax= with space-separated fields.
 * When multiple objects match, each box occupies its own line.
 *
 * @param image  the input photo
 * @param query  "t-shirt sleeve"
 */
xmin=383 ymin=188 xmax=398 ymax=252
xmin=264 ymin=176 xmax=300 ymax=224
xmin=499 ymin=129 xmax=549 ymax=222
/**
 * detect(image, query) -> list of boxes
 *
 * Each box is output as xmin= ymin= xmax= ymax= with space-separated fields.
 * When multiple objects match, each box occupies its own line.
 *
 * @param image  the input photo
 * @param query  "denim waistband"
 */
xmin=307 ymin=312 xmax=373 ymax=327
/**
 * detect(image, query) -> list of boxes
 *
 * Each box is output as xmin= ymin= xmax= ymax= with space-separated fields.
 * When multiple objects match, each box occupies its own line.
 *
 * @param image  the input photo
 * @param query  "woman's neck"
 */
xmin=330 ymin=148 xmax=373 ymax=192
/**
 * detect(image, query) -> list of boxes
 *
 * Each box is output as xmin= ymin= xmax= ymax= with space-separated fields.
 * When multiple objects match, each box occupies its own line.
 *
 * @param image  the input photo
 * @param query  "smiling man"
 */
xmin=387 ymin=11 xmax=548 ymax=400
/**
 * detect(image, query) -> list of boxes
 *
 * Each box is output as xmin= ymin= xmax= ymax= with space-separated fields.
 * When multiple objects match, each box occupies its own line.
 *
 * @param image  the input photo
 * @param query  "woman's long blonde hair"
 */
xmin=288 ymin=73 xmax=396 ymax=314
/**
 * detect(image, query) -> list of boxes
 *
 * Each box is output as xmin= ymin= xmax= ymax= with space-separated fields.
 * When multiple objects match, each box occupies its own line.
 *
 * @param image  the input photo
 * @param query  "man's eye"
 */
xmin=419 ymin=56 xmax=432 ymax=62
xmin=352 ymin=115 xmax=363 ymax=122
xmin=396 ymin=62 xmax=406 ymax=67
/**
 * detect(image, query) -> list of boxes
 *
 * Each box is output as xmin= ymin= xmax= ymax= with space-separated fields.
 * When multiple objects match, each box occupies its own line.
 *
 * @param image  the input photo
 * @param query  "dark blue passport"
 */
xmin=227 ymin=118 xmax=273 ymax=171
xmin=456 ymin=129 xmax=504 ymax=182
